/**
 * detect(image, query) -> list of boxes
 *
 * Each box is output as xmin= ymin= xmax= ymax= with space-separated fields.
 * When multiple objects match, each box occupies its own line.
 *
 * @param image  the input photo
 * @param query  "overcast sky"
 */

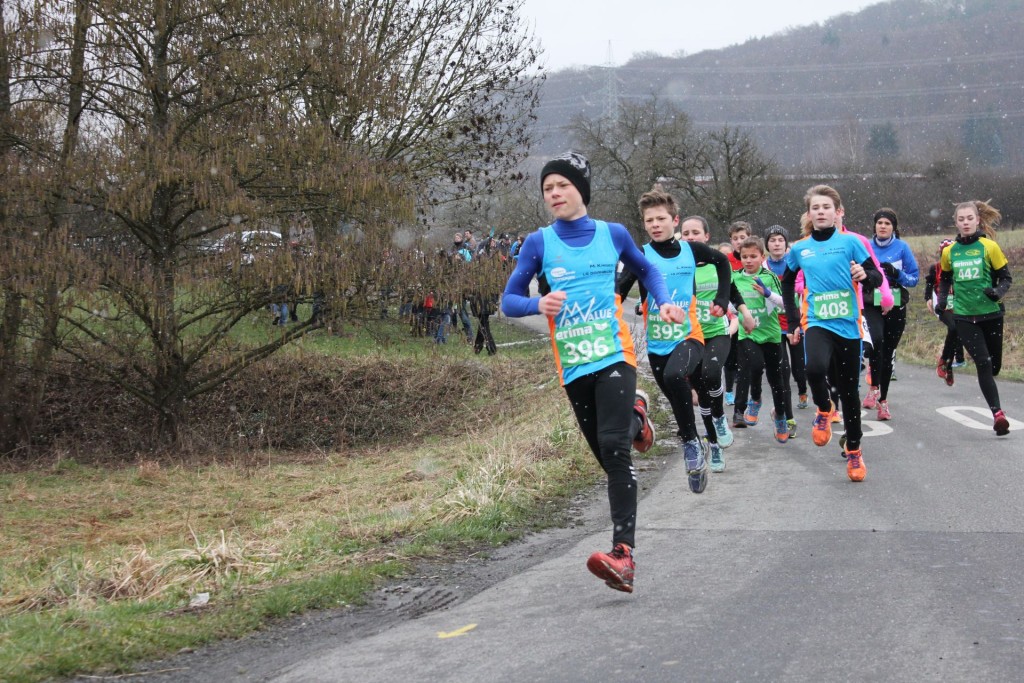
xmin=518 ymin=0 xmax=883 ymax=70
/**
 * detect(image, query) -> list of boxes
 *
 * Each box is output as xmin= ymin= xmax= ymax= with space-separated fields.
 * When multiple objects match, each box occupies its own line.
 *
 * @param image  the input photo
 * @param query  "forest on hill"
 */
xmin=534 ymin=0 xmax=1024 ymax=172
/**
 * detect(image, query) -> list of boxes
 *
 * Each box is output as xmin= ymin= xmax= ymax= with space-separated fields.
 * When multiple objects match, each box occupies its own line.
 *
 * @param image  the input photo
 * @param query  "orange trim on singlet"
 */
xmin=686 ymin=298 xmax=705 ymax=344
xmin=614 ymin=294 xmax=637 ymax=368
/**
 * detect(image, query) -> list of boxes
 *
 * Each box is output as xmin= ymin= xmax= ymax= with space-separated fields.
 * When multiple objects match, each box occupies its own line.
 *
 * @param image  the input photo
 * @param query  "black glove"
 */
xmin=983 ymin=287 xmax=1000 ymax=301
xmin=935 ymin=297 xmax=948 ymax=313
xmin=880 ymin=262 xmax=899 ymax=285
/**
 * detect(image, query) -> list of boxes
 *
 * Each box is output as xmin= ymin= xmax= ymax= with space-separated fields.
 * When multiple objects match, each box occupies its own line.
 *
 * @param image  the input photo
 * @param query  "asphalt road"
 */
xmin=124 ymin=306 xmax=1024 ymax=683
xmin=268 ymin=307 xmax=1024 ymax=682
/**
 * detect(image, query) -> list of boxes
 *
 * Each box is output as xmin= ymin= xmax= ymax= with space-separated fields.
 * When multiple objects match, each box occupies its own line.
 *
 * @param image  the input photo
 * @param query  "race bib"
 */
xmin=554 ymin=320 xmax=616 ymax=367
xmin=873 ymin=289 xmax=901 ymax=306
xmin=954 ymin=258 xmax=983 ymax=281
xmin=694 ymin=299 xmax=714 ymax=324
xmin=647 ymin=315 xmax=688 ymax=342
xmin=813 ymin=289 xmax=854 ymax=320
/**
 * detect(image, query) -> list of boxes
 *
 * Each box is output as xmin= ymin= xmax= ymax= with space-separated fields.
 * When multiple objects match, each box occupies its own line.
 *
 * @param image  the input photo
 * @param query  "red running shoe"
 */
xmin=877 ymin=400 xmax=891 ymax=421
xmin=994 ymin=410 xmax=1010 ymax=436
xmin=632 ymin=390 xmax=656 ymax=453
xmin=587 ymin=543 xmax=635 ymax=593
xmin=936 ymin=356 xmax=947 ymax=380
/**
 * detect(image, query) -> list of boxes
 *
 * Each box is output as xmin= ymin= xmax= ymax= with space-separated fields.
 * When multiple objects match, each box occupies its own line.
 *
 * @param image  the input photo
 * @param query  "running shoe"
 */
xmin=830 ymin=406 xmax=841 ymax=424
xmin=709 ymin=442 xmax=726 ymax=473
xmin=787 ymin=418 xmax=797 ymax=439
xmin=725 ymin=391 xmax=735 ymax=406
xmin=713 ymin=415 xmax=734 ymax=448
xmin=772 ymin=411 xmax=789 ymax=443
xmin=936 ymin=356 xmax=948 ymax=380
xmin=812 ymin=405 xmax=833 ymax=447
xmin=586 ymin=543 xmax=635 ymax=593
xmin=951 ymin=360 xmax=967 ymax=368
xmin=845 ymin=447 xmax=866 ymax=482
xmin=632 ymin=390 xmax=656 ymax=453
xmin=877 ymin=400 xmax=891 ymax=421
xmin=797 ymin=394 xmax=809 ymax=409
xmin=683 ymin=437 xmax=708 ymax=494
xmin=890 ymin=370 xmax=898 ymax=382
xmin=744 ymin=400 xmax=762 ymax=426
xmin=732 ymin=411 xmax=747 ymax=429
xmin=944 ymin=360 xmax=954 ymax=387
xmin=994 ymin=410 xmax=1010 ymax=436
xmin=839 ymin=434 xmax=848 ymax=458
xmin=862 ymin=386 xmax=879 ymax=409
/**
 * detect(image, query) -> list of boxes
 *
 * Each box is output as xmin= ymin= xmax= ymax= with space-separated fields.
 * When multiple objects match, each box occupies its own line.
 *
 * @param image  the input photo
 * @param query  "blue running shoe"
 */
xmin=744 ymin=400 xmax=762 ymax=426
xmin=713 ymin=415 xmax=734 ymax=448
xmin=683 ymin=437 xmax=708 ymax=494
xmin=797 ymin=393 xmax=809 ymax=409
xmin=709 ymin=442 xmax=725 ymax=473
xmin=725 ymin=391 xmax=735 ymax=406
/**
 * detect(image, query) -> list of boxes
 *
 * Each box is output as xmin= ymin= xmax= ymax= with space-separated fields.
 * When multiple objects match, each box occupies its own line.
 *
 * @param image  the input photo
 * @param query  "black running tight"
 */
xmin=863 ymin=304 xmax=908 ymax=401
xmin=564 ymin=361 xmax=639 ymax=548
xmin=955 ymin=317 xmax=1004 ymax=413
xmin=736 ymin=338 xmax=788 ymax=420
xmin=804 ymin=327 xmax=864 ymax=450
xmin=695 ymin=335 xmax=730 ymax=444
xmin=648 ymin=340 xmax=703 ymax=442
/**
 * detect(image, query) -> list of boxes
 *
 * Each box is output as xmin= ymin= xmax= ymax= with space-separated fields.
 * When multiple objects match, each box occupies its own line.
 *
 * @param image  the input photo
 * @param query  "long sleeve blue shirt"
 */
xmin=501 ymin=215 xmax=672 ymax=317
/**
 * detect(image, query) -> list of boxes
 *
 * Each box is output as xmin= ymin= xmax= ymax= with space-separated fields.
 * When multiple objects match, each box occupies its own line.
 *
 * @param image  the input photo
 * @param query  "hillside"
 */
xmin=533 ymin=0 xmax=1024 ymax=171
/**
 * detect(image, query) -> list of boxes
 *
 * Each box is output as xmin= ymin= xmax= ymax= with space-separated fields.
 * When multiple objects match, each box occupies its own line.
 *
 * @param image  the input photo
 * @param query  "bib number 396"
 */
xmin=555 ymin=321 xmax=616 ymax=367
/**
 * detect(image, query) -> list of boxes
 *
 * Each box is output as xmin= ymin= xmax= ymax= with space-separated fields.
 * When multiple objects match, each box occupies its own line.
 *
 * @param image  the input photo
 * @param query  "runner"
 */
xmin=617 ymin=187 xmax=732 ymax=492
xmin=723 ymin=222 xmax=751 ymax=408
xmin=733 ymin=236 xmax=792 ymax=444
xmin=764 ymin=225 xmax=807 ymax=424
xmin=679 ymin=215 xmax=755 ymax=472
xmin=924 ymin=238 xmax=965 ymax=384
xmin=501 ymin=152 xmax=687 ymax=593
xmin=936 ymin=200 xmax=1012 ymax=436
xmin=861 ymin=208 xmax=919 ymax=421
xmin=781 ymin=185 xmax=884 ymax=482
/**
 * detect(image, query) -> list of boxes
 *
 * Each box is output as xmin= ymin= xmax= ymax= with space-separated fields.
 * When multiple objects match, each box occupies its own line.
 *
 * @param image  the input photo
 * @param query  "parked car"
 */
xmin=211 ymin=230 xmax=282 ymax=265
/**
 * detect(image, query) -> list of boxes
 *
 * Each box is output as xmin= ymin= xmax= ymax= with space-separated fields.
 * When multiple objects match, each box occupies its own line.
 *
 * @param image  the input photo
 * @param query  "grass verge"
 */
xmin=0 ymin=318 xmax=606 ymax=683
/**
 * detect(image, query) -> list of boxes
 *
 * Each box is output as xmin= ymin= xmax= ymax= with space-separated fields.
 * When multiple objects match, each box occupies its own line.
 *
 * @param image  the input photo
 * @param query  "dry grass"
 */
xmin=0 ymin=360 xmax=589 ymax=626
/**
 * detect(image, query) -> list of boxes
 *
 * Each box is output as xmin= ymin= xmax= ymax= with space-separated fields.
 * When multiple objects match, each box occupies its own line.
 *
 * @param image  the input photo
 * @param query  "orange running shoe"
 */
xmin=587 ymin=543 xmax=635 ymax=593
xmin=812 ymin=404 xmax=833 ymax=447
xmin=845 ymin=447 xmax=866 ymax=481
xmin=830 ymin=407 xmax=841 ymax=424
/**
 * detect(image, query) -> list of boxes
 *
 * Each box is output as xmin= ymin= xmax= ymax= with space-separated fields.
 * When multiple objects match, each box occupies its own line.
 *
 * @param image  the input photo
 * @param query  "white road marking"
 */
xmin=936 ymin=406 xmax=1024 ymax=431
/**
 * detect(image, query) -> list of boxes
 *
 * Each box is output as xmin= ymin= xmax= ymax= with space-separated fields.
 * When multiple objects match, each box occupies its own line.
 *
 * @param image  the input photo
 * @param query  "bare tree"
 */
xmin=569 ymin=97 xmax=702 ymax=234
xmin=0 ymin=0 xmax=540 ymax=449
xmin=688 ymin=126 xmax=780 ymax=227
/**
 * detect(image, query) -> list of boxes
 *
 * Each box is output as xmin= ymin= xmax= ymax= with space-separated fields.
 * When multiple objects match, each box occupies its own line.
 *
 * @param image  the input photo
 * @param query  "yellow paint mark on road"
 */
xmin=437 ymin=623 xmax=477 ymax=639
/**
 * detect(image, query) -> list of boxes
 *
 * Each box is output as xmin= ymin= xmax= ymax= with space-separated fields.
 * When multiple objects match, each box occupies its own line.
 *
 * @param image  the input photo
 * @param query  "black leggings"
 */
xmin=955 ymin=317 xmax=1004 ymax=414
xmin=564 ymin=361 xmax=639 ymax=548
xmin=696 ymin=335 xmax=730 ymax=444
xmin=648 ymin=340 xmax=704 ymax=442
xmin=804 ymin=326 xmax=864 ymax=450
xmin=938 ymin=311 xmax=965 ymax=364
xmin=863 ymin=304 xmax=908 ymax=401
xmin=782 ymin=332 xmax=807 ymax=396
xmin=736 ymin=339 xmax=788 ymax=419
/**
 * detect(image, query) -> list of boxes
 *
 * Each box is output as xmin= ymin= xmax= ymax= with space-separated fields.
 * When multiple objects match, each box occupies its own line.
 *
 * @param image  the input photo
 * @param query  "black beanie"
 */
xmin=540 ymin=152 xmax=591 ymax=206
xmin=873 ymin=209 xmax=899 ymax=236
xmin=764 ymin=224 xmax=789 ymax=246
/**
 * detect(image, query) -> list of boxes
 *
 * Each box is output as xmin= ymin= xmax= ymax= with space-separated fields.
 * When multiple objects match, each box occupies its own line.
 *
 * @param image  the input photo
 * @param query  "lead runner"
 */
xmin=501 ymin=152 xmax=685 ymax=593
